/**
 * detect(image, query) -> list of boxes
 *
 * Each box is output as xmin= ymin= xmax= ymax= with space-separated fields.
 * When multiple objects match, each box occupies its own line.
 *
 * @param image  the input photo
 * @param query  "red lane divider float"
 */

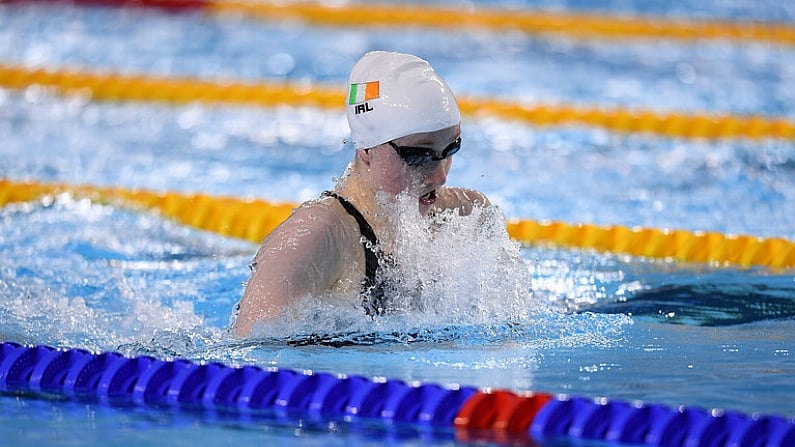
xmin=0 ymin=0 xmax=208 ymax=12
xmin=1 ymin=342 xmax=794 ymax=446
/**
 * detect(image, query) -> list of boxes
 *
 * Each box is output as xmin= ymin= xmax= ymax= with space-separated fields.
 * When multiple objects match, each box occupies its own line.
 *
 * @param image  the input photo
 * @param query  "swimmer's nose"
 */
xmin=426 ymin=158 xmax=450 ymax=186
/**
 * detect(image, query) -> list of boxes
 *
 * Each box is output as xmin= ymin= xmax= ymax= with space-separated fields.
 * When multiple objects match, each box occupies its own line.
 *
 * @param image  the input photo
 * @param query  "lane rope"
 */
xmin=1 ymin=342 xmax=793 ymax=446
xmin=206 ymin=1 xmax=795 ymax=47
xmin=2 ymin=64 xmax=794 ymax=141
xmin=3 ymin=0 xmax=795 ymax=47
xmin=2 ymin=179 xmax=793 ymax=269
xmin=0 ymin=179 xmax=295 ymax=244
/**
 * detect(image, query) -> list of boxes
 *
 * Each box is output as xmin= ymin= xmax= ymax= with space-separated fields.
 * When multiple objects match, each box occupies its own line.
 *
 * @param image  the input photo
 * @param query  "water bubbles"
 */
xmin=23 ymin=84 xmax=54 ymax=104
xmin=676 ymin=62 xmax=697 ymax=84
xmin=379 ymin=194 xmax=537 ymax=326
xmin=177 ymin=105 xmax=204 ymax=130
xmin=267 ymin=52 xmax=296 ymax=76
xmin=239 ymin=192 xmax=633 ymax=350
xmin=0 ymin=195 xmax=251 ymax=356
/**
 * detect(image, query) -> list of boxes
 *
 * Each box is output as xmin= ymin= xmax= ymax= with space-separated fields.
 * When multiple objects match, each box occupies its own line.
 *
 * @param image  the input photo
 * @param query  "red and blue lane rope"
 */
xmin=1 ymin=342 xmax=794 ymax=446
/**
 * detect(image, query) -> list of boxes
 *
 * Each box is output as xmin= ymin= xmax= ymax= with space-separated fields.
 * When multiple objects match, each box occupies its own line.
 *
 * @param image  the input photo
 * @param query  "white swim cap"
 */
xmin=346 ymin=51 xmax=461 ymax=150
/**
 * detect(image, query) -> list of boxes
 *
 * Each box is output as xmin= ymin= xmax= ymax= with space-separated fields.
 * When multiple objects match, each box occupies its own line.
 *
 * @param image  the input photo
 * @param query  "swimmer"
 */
xmin=233 ymin=51 xmax=491 ymax=337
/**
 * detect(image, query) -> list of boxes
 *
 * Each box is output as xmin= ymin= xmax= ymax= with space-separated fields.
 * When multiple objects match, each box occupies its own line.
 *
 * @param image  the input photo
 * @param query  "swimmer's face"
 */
xmin=366 ymin=124 xmax=459 ymax=215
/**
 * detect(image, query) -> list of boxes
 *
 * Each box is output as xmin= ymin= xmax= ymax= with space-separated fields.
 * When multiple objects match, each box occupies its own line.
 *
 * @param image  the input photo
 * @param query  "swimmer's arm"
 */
xmin=438 ymin=187 xmax=491 ymax=216
xmin=233 ymin=205 xmax=345 ymax=337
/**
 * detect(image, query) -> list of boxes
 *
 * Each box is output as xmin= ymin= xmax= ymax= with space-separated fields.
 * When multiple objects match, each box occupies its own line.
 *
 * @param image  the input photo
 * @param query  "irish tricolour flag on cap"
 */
xmin=348 ymin=81 xmax=380 ymax=105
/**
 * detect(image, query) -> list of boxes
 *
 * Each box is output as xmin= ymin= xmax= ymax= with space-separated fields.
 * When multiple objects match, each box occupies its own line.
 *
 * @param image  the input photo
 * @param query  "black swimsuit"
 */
xmin=323 ymin=191 xmax=390 ymax=317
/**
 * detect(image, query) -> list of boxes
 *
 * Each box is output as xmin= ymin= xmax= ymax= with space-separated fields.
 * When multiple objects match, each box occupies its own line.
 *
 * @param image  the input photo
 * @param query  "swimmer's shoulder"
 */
xmin=286 ymin=193 xmax=354 ymax=230
xmin=295 ymin=193 xmax=372 ymax=288
xmin=437 ymin=187 xmax=491 ymax=216
xmin=257 ymin=194 xmax=360 ymax=273
xmin=262 ymin=194 xmax=354 ymax=247
xmin=289 ymin=193 xmax=363 ymax=244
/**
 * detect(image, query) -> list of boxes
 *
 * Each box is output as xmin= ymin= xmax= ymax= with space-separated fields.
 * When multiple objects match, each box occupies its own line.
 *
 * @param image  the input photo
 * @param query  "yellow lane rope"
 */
xmin=2 ymin=179 xmax=793 ymax=269
xmin=204 ymin=1 xmax=795 ymax=47
xmin=506 ymin=220 xmax=795 ymax=269
xmin=2 ymin=64 xmax=794 ymax=141
xmin=0 ymin=179 xmax=295 ymax=243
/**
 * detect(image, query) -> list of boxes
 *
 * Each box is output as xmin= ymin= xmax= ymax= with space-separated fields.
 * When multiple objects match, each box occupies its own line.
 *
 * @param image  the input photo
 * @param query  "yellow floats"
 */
xmin=205 ymin=1 xmax=795 ymax=47
xmin=506 ymin=220 xmax=795 ymax=269
xmin=2 ymin=179 xmax=792 ymax=269
xmin=3 ymin=0 xmax=794 ymax=46
xmin=0 ymin=179 xmax=295 ymax=244
xmin=2 ymin=64 xmax=794 ymax=141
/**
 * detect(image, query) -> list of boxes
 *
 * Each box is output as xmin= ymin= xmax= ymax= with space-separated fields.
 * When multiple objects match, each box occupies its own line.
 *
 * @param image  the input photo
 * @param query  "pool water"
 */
xmin=1 ymin=1 xmax=795 ymax=446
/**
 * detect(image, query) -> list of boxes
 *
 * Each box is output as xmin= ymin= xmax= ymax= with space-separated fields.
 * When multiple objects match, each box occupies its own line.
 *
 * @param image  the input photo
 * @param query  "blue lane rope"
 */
xmin=1 ymin=342 xmax=794 ymax=446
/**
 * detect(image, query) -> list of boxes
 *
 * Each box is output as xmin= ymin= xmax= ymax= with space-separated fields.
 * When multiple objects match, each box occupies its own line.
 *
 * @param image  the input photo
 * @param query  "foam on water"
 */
xmin=0 ymin=191 xmax=632 ymax=363
xmin=0 ymin=195 xmax=244 ymax=353
xmin=237 ymin=189 xmax=631 ymax=350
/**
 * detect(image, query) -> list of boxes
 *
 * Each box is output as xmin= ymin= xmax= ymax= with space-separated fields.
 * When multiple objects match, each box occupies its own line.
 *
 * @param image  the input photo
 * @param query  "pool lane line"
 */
xmin=205 ymin=1 xmax=795 ymax=47
xmin=3 ymin=0 xmax=795 ymax=47
xmin=0 ymin=178 xmax=296 ymax=244
xmin=2 ymin=179 xmax=794 ymax=269
xmin=1 ymin=64 xmax=794 ymax=142
xmin=1 ymin=342 xmax=793 ymax=446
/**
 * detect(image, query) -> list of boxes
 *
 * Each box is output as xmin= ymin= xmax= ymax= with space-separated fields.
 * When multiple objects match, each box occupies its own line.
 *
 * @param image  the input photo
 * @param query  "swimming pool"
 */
xmin=1 ymin=0 xmax=794 ymax=445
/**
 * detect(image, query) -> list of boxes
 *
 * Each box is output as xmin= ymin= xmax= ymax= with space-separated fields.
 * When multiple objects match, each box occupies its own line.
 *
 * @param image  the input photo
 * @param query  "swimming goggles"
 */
xmin=388 ymin=137 xmax=462 ymax=167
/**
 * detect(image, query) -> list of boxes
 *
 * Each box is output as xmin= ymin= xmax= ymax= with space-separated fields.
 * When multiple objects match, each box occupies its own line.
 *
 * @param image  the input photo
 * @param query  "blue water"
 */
xmin=1 ymin=1 xmax=795 ymax=446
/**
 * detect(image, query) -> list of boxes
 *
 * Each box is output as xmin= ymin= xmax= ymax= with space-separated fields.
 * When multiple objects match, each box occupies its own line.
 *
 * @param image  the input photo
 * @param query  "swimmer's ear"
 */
xmin=358 ymin=148 xmax=373 ymax=166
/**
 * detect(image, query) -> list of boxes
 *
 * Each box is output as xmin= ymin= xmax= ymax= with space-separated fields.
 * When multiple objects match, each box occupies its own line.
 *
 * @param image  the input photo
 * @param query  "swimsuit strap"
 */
xmin=322 ymin=191 xmax=380 ymax=293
